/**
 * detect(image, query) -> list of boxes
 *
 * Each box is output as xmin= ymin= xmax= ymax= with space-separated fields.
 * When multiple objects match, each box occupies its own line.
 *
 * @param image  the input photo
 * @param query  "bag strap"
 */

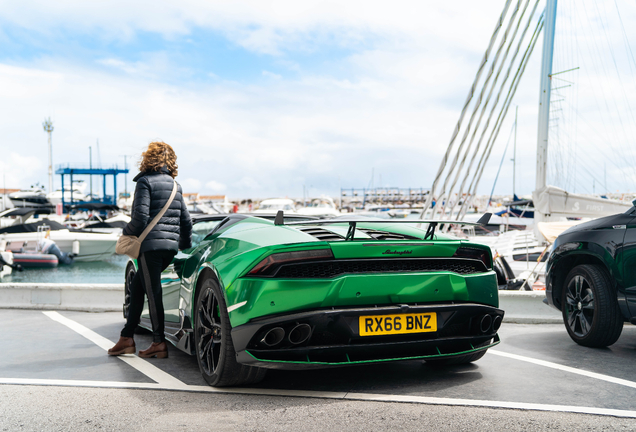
xmin=138 ymin=180 xmax=178 ymax=243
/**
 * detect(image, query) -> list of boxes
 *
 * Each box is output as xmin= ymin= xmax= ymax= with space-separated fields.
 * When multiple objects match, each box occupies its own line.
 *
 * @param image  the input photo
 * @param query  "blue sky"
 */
xmin=1 ymin=23 xmax=371 ymax=85
xmin=1 ymin=0 xmax=635 ymax=199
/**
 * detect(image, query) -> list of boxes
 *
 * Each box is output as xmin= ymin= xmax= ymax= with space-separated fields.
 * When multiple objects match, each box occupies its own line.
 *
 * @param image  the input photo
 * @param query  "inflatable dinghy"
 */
xmin=12 ymin=253 xmax=58 ymax=268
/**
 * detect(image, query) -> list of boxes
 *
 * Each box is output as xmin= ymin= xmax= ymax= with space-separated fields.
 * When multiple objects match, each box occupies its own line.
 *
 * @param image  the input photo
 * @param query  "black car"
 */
xmin=545 ymin=204 xmax=636 ymax=347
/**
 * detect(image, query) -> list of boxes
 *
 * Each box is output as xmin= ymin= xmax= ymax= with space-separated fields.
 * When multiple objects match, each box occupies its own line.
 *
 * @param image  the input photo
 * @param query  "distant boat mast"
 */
xmin=42 ymin=118 xmax=54 ymax=193
xmin=535 ymin=0 xmax=557 ymax=224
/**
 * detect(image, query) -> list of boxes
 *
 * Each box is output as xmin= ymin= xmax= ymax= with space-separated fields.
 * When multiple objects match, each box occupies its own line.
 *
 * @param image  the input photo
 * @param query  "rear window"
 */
xmin=191 ymin=220 xmax=222 ymax=246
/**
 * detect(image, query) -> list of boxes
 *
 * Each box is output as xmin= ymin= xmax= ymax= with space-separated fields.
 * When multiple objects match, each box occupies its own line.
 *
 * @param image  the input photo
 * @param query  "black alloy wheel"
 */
xmin=561 ymin=264 xmax=623 ymax=347
xmin=194 ymin=277 xmax=267 ymax=387
xmin=196 ymin=284 xmax=223 ymax=377
xmin=123 ymin=263 xmax=136 ymax=319
xmin=564 ymin=274 xmax=594 ymax=338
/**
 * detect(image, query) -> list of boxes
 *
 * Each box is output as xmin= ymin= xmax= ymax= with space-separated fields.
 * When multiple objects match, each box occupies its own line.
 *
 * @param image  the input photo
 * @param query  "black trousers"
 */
xmin=121 ymin=250 xmax=176 ymax=343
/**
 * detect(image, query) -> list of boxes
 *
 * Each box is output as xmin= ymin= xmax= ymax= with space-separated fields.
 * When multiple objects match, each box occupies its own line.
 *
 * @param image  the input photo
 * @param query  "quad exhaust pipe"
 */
xmin=288 ymin=323 xmax=312 ymax=345
xmin=260 ymin=323 xmax=313 ymax=347
xmin=261 ymin=327 xmax=285 ymax=347
xmin=472 ymin=314 xmax=501 ymax=335
xmin=479 ymin=314 xmax=493 ymax=333
xmin=492 ymin=315 xmax=502 ymax=332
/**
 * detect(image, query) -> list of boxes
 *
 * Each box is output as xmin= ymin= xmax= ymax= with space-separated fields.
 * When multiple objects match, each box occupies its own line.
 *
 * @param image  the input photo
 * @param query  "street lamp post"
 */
xmin=42 ymin=118 xmax=54 ymax=193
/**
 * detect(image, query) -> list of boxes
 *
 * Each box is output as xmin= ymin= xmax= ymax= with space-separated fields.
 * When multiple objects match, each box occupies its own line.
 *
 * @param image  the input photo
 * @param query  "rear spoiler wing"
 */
xmin=273 ymin=211 xmax=492 ymax=241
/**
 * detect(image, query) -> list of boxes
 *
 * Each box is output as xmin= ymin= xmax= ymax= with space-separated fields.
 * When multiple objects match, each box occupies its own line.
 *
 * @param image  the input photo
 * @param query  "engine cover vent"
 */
xmin=299 ymin=227 xmax=345 ymax=241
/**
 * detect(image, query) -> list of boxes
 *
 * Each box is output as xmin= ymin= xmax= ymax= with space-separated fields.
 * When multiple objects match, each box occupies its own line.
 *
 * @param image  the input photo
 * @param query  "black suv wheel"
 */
xmin=561 ymin=264 xmax=623 ymax=347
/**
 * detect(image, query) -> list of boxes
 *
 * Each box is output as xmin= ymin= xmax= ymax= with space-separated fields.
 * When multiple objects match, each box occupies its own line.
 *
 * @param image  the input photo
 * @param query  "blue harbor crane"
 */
xmin=55 ymin=165 xmax=129 ymax=210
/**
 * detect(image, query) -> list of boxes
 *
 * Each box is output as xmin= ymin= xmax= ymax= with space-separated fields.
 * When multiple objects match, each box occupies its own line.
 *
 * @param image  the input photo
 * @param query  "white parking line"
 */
xmin=489 ymin=349 xmax=636 ymax=390
xmin=20 ymin=311 xmax=636 ymax=419
xmin=0 ymin=377 xmax=162 ymax=390
xmin=342 ymin=393 xmax=636 ymax=418
xmin=3 ymin=377 xmax=636 ymax=418
xmin=0 ymin=377 xmax=348 ymax=399
xmin=42 ymin=311 xmax=188 ymax=389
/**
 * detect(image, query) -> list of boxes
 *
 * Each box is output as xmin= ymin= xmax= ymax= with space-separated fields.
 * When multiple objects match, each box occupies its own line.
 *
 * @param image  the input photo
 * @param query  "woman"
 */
xmin=108 ymin=141 xmax=192 ymax=358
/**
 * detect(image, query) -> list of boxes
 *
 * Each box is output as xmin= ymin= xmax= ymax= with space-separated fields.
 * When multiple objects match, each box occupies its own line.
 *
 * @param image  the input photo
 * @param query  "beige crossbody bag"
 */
xmin=116 ymin=180 xmax=177 ymax=259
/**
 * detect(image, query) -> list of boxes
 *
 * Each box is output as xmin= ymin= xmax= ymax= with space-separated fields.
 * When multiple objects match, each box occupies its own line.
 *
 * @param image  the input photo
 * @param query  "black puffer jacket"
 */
xmin=123 ymin=166 xmax=192 ymax=254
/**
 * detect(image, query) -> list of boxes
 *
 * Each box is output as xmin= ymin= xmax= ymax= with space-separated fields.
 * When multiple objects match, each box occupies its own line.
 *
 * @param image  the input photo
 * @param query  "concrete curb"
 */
xmin=498 ymin=290 xmax=562 ymax=324
xmin=0 ymin=283 xmax=562 ymax=324
xmin=0 ymin=283 xmax=124 ymax=313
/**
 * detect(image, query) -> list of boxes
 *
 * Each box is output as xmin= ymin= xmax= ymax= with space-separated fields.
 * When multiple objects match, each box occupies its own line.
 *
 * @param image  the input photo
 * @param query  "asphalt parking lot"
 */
xmin=2 ymin=309 xmax=636 ymax=430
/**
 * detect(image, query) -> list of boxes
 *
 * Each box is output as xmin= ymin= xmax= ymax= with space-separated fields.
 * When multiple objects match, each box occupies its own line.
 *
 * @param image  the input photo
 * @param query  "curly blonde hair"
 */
xmin=139 ymin=141 xmax=178 ymax=178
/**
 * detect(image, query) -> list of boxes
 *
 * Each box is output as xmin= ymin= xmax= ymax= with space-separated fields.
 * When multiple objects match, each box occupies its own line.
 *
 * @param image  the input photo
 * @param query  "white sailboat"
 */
xmin=531 ymin=0 xmax=631 ymax=239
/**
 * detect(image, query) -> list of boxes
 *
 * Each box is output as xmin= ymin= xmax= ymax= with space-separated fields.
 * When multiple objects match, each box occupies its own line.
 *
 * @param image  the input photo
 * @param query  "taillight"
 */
xmin=248 ymin=249 xmax=334 ymax=276
xmin=453 ymin=247 xmax=491 ymax=269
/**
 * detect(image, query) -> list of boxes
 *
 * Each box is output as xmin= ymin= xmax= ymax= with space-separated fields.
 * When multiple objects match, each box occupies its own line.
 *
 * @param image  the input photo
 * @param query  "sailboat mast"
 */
xmin=535 ymin=0 xmax=558 ymax=229
xmin=513 ymin=105 xmax=517 ymax=197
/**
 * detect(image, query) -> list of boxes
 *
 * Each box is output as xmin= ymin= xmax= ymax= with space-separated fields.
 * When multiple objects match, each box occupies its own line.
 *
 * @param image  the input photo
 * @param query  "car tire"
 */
xmin=194 ymin=277 xmax=267 ymax=387
xmin=561 ymin=264 xmax=623 ymax=348
xmin=493 ymin=261 xmax=507 ymax=286
xmin=123 ymin=263 xmax=136 ymax=319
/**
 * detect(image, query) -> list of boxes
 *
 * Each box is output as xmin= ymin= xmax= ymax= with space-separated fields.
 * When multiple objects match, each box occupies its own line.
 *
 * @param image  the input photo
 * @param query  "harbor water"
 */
xmin=3 ymin=254 xmax=127 ymax=284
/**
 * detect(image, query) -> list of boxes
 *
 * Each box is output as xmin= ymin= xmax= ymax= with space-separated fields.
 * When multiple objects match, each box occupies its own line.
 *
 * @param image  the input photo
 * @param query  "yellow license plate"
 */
xmin=359 ymin=312 xmax=437 ymax=336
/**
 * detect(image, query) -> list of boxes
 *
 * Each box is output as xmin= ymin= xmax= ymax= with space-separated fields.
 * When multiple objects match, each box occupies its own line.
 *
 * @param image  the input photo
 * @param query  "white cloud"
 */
xmin=96 ymin=52 xmax=188 ymax=80
xmin=179 ymin=177 xmax=202 ymax=192
xmin=97 ymin=58 xmax=137 ymax=74
xmin=0 ymin=54 xmax=544 ymax=198
xmin=0 ymin=1 xmax=510 ymax=55
xmin=262 ymin=70 xmax=282 ymax=80
xmin=236 ymin=177 xmax=261 ymax=191
xmin=205 ymin=180 xmax=227 ymax=192
xmin=2 ymin=1 xmax=636 ymax=199
xmin=0 ymin=152 xmax=45 ymax=189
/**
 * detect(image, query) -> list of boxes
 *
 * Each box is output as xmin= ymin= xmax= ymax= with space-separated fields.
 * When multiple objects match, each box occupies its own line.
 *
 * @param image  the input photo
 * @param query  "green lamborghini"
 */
xmin=125 ymin=211 xmax=503 ymax=387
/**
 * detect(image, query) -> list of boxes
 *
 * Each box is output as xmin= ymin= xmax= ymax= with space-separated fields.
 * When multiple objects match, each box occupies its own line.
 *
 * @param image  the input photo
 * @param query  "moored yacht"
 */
xmin=254 ymin=198 xmax=297 ymax=214
xmin=297 ymin=196 xmax=341 ymax=218
xmin=0 ymin=209 xmax=118 ymax=262
xmin=47 ymin=181 xmax=90 ymax=205
xmin=9 ymin=187 xmax=54 ymax=210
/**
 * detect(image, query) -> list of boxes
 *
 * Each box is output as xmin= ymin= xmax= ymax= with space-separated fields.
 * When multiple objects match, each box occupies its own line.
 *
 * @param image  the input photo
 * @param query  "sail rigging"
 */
xmin=423 ymin=0 xmax=636 ymax=231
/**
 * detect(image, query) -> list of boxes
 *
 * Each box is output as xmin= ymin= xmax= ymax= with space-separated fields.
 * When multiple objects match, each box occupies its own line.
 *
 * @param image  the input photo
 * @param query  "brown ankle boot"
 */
xmin=139 ymin=341 xmax=168 ymax=359
xmin=108 ymin=337 xmax=135 ymax=356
